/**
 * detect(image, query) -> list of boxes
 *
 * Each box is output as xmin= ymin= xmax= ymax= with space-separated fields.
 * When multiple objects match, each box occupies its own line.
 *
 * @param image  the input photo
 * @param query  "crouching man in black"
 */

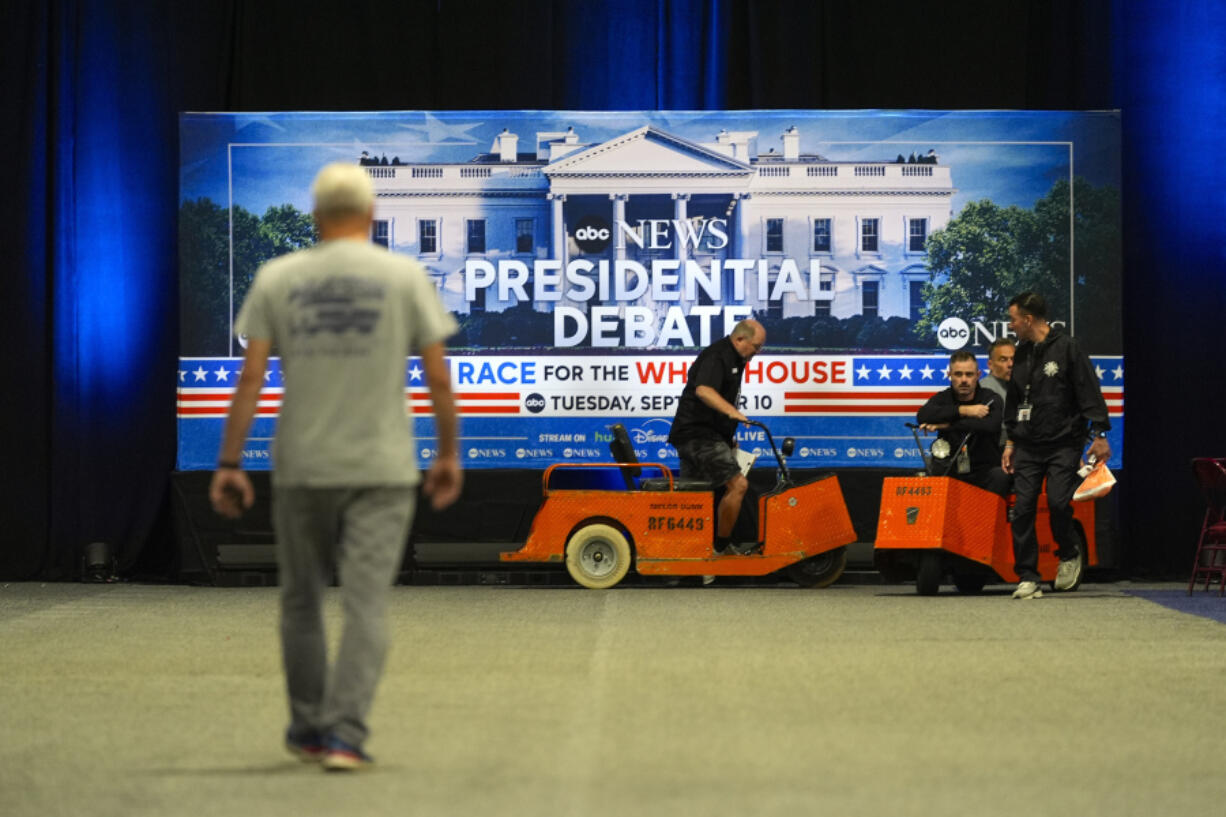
xmin=916 ymin=350 xmax=1011 ymax=497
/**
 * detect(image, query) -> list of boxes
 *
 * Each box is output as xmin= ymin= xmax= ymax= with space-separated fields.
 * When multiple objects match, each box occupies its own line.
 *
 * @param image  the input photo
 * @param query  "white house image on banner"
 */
xmin=363 ymin=125 xmax=955 ymax=333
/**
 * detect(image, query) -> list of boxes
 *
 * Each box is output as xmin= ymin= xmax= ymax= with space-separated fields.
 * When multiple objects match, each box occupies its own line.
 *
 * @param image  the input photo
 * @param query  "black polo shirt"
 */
xmin=668 ymin=336 xmax=745 ymax=446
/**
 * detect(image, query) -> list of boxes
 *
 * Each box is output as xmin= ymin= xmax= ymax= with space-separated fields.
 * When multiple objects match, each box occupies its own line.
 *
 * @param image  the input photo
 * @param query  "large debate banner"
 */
xmin=178 ymin=110 xmax=1123 ymax=471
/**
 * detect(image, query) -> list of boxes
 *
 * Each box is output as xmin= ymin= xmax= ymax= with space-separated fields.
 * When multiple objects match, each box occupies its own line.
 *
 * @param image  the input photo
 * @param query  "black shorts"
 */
xmin=674 ymin=438 xmax=741 ymax=487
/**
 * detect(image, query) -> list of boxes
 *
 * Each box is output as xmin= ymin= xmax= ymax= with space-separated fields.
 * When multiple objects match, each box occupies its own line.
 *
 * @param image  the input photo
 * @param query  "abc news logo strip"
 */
xmin=177 ymin=354 xmax=1123 ymax=420
xmin=177 ymin=413 xmax=1125 ymax=470
xmin=199 ymin=416 xmax=1072 ymax=469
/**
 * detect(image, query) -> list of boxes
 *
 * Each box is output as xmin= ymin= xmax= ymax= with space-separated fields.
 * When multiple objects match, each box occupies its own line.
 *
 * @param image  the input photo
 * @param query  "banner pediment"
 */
xmin=545 ymin=126 xmax=753 ymax=176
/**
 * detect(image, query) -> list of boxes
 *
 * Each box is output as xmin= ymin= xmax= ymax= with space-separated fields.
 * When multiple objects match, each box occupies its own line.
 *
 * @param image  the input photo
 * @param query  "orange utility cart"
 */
xmin=501 ymin=422 xmax=858 ymax=589
xmin=874 ymin=475 xmax=1097 ymax=595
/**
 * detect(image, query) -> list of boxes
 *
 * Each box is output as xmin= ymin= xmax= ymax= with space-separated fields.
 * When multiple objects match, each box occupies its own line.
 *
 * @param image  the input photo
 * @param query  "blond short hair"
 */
xmin=311 ymin=162 xmax=374 ymax=219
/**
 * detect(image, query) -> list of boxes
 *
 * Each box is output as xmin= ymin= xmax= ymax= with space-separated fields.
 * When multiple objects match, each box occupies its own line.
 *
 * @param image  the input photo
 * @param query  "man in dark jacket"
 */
xmin=917 ymin=350 xmax=1010 ymax=496
xmin=1002 ymin=291 xmax=1111 ymax=600
xmin=668 ymin=319 xmax=765 ymax=554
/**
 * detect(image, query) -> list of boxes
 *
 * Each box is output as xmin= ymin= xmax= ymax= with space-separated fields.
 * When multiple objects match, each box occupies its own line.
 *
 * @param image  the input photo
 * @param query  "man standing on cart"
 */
xmin=668 ymin=319 xmax=766 ymax=555
xmin=917 ymin=350 xmax=1010 ymax=496
xmin=1001 ymin=292 xmax=1110 ymax=600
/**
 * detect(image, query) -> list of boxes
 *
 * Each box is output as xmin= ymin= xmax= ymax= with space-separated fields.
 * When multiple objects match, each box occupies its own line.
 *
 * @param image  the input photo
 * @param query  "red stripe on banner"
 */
xmin=779 ymin=402 xmax=921 ymax=409
xmin=177 ymin=406 xmax=522 ymax=417
xmin=785 ymin=388 xmax=1125 ymax=400
xmin=785 ymin=390 xmax=939 ymax=400
xmin=177 ymin=406 xmax=281 ymax=416
xmin=178 ymin=392 xmax=231 ymax=401
xmin=411 ymin=405 xmax=520 ymax=414
xmin=783 ymin=409 xmax=1127 ymax=417
xmin=460 ymin=392 xmax=520 ymax=400
xmin=406 ymin=391 xmax=520 ymax=400
xmin=782 ymin=404 xmax=1126 ymax=416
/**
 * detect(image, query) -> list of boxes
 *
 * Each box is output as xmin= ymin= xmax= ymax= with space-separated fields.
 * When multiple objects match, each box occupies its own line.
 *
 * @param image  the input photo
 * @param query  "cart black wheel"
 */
xmin=1049 ymin=527 xmax=1088 ymax=592
xmin=785 ymin=547 xmax=847 ymax=588
xmin=915 ymin=551 xmax=943 ymax=596
xmin=952 ymin=573 xmax=988 ymax=594
xmin=565 ymin=524 xmax=632 ymax=589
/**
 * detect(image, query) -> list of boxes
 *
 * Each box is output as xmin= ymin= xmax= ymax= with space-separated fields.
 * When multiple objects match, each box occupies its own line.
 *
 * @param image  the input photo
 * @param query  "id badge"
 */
xmin=1017 ymin=403 xmax=1032 ymax=423
xmin=956 ymin=447 xmax=971 ymax=474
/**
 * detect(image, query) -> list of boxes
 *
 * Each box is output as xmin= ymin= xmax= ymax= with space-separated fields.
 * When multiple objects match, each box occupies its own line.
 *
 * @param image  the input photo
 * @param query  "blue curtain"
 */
xmin=4 ymin=0 xmax=1226 ymax=578
xmin=1113 ymin=0 xmax=1226 ymax=573
xmin=4 ymin=1 xmax=179 ymax=577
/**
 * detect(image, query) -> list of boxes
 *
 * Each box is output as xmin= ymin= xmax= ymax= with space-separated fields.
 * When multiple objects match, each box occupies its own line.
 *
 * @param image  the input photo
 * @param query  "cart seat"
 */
xmin=638 ymin=476 xmax=713 ymax=491
xmin=609 ymin=424 xmax=711 ymax=492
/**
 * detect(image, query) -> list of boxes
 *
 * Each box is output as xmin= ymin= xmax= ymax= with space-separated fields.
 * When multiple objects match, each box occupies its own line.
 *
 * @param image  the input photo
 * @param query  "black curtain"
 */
xmin=7 ymin=0 xmax=1212 ymax=580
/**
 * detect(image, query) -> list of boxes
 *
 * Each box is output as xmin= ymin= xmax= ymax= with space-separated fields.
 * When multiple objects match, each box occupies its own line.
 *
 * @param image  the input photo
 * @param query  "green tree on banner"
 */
xmin=179 ymin=199 xmax=317 ymax=355
xmin=917 ymin=178 xmax=1121 ymax=346
xmin=178 ymin=197 xmax=231 ymax=354
xmin=915 ymin=199 xmax=1050 ymax=335
xmin=261 ymin=203 xmax=318 ymax=255
xmin=1033 ymin=178 xmax=1122 ymax=350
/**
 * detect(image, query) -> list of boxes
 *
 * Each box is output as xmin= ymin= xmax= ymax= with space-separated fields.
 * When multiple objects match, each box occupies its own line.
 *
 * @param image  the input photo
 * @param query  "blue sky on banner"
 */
xmin=179 ymin=110 xmax=1120 ymax=217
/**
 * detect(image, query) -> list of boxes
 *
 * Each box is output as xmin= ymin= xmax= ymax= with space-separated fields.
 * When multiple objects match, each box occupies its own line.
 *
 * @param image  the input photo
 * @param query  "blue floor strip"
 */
xmin=1125 ymin=589 xmax=1226 ymax=626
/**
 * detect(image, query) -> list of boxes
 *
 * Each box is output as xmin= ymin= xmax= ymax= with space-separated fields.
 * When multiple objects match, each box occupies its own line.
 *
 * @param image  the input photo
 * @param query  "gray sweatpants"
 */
xmin=272 ymin=484 xmax=416 ymax=748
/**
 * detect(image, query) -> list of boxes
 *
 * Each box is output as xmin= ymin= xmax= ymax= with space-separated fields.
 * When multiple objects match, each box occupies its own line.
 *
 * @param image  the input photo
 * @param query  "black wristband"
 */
xmin=217 ymin=460 xmax=241 ymax=469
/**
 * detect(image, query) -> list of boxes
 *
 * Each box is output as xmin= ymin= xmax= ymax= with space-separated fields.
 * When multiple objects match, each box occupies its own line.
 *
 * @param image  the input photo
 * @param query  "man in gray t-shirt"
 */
xmin=210 ymin=162 xmax=460 ymax=771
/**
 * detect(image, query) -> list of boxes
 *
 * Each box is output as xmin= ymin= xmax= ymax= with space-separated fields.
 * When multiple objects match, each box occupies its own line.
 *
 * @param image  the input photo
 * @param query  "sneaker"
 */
xmin=701 ymin=575 xmax=716 ymax=586
xmin=322 ymin=736 xmax=374 ymax=771
xmin=1054 ymin=556 xmax=1082 ymax=591
xmin=1012 ymin=580 xmax=1043 ymax=600
xmin=285 ymin=730 xmax=326 ymax=763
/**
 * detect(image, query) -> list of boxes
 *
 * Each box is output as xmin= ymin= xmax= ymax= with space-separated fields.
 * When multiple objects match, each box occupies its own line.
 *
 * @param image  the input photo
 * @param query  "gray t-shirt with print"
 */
xmin=236 ymin=238 xmax=458 ymax=487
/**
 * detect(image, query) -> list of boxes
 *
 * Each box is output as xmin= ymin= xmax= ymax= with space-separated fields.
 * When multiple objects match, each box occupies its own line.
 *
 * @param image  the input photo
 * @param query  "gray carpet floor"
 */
xmin=2 ymin=580 xmax=1224 ymax=817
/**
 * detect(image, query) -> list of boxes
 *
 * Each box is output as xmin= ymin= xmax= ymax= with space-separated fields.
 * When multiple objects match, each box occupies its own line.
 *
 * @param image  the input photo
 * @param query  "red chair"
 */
xmin=1188 ymin=458 xmax=1226 ymax=595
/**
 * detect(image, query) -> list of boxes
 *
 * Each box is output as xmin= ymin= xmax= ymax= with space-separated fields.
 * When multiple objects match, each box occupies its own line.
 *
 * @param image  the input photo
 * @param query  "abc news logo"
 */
xmin=573 ymin=216 xmax=612 ymax=253
xmin=524 ymin=393 xmax=546 ymax=413
xmin=936 ymin=317 xmax=970 ymax=350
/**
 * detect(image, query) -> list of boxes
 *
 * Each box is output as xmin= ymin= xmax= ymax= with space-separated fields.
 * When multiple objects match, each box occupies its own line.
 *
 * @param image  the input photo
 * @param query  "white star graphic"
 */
xmin=399 ymin=112 xmax=482 ymax=144
xmin=408 ymin=364 xmax=424 ymax=382
xmin=193 ymin=366 xmax=208 ymax=382
xmin=898 ymin=365 xmax=913 ymax=380
xmin=232 ymin=114 xmax=288 ymax=133
xmin=876 ymin=363 xmax=893 ymax=380
xmin=214 ymin=366 xmax=231 ymax=382
xmin=1112 ymin=365 xmax=1123 ymax=381
xmin=856 ymin=365 xmax=871 ymax=380
xmin=920 ymin=365 xmax=935 ymax=380
xmin=1095 ymin=366 xmax=1105 ymax=380
xmin=264 ymin=369 xmax=273 ymax=382
xmin=178 ymin=370 xmax=186 ymax=382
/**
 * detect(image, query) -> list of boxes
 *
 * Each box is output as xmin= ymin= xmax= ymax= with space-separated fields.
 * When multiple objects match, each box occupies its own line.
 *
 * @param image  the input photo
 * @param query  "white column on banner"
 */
xmin=610 ymin=193 xmax=627 ymax=261
xmin=549 ymin=193 xmax=567 ymax=264
xmin=672 ymin=193 xmax=690 ymax=263
xmin=734 ymin=193 xmax=751 ymax=258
